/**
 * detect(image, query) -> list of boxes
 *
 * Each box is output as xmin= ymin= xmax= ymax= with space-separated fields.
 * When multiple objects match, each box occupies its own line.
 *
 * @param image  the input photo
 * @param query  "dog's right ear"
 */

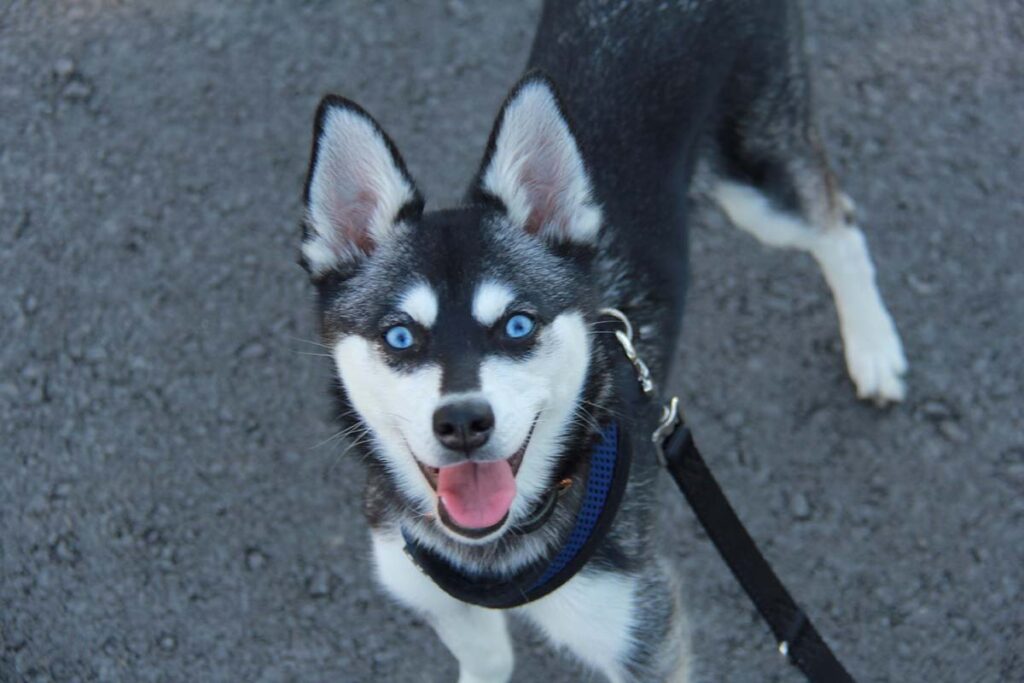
xmin=301 ymin=96 xmax=423 ymax=277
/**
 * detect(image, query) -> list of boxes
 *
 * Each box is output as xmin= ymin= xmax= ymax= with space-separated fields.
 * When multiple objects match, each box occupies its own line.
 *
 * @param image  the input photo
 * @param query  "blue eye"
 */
xmin=384 ymin=325 xmax=415 ymax=350
xmin=504 ymin=314 xmax=536 ymax=339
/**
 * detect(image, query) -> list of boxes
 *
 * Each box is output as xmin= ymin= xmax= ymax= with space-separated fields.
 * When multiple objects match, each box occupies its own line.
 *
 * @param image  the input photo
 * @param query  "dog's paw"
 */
xmin=456 ymin=658 xmax=513 ymax=683
xmin=842 ymin=310 xmax=908 ymax=405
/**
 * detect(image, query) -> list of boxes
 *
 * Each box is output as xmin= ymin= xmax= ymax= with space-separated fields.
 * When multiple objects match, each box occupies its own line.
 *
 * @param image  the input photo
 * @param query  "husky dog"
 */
xmin=298 ymin=0 xmax=906 ymax=680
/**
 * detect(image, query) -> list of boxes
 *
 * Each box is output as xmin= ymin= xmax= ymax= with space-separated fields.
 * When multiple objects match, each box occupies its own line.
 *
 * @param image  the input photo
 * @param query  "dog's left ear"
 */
xmin=474 ymin=74 xmax=601 ymax=246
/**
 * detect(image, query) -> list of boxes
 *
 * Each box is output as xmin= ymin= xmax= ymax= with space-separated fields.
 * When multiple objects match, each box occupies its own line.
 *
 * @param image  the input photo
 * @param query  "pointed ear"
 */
xmin=301 ymin=96 xmax=423 ymax=276
xmin=475 ymin=74 xmax=601 ymax=246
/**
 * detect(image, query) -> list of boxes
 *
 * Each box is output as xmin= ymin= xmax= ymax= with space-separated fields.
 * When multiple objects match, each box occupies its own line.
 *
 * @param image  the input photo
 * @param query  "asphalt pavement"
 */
xmin=2 ymin=1 xmax=1022 ymax=681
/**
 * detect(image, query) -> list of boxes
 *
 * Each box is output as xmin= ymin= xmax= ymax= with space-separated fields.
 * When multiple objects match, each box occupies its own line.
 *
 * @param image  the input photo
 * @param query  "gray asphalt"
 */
xmin=2 ymin=1 xmax=1022 ymax=681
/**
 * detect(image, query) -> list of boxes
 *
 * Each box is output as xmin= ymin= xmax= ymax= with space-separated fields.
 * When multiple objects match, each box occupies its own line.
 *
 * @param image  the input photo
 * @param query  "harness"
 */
xmin=401 ymin=308 xmax=857 ymax=682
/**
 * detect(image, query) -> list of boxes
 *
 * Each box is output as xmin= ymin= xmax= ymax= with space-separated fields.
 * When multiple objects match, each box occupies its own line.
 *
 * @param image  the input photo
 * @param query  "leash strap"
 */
xmin=658 ymin=416 xmax=857 ymax=683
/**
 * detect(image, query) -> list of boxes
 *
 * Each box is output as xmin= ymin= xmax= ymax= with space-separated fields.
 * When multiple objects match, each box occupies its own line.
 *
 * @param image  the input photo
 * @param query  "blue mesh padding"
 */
xmin=529 ymin=422 xmax=618 ymax=590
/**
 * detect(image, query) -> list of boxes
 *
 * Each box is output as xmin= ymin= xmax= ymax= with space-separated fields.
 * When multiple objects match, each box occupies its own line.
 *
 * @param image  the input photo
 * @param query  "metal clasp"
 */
xmin=651 ymin=396 xmax=682 ymax=468
xmin=598 ymin=307 xmax=655 ymax=396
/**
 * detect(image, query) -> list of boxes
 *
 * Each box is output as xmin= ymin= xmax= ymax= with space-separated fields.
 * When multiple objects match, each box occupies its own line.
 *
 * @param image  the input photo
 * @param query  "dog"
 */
xmin=298 ymin=0 xmax=907 ymax=680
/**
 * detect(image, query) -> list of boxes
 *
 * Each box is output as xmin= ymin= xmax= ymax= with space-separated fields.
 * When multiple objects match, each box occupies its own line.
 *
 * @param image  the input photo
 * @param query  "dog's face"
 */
xmin=301 ymin=78 xmax=604 ymax=543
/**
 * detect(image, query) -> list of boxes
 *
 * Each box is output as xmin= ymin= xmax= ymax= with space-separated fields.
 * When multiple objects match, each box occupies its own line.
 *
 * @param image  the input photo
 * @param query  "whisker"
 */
xmin=310 ymin=422 xmax=366 ymax=450
xmin=332 ymin=406 xmax=360 ymax=421
xmin=573 ymin=406 xmax=602 ymax=434
xmin=580 ymin=398 xmax=626 ymax=421
xmin=384 ymin=412 xmax=414 ymax=426
xmin=579 ymin=400 xmax=608 ymax=418
xmin=579 ymin=414 xmax=601 ymax=433
xmin=289 ymin=335 xmax=330 ymax=348
xmin=329 ymin=431 xmax=374 ymax=475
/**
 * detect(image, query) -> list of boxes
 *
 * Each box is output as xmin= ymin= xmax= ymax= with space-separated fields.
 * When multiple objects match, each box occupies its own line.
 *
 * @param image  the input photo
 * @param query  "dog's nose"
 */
xmin=432 ymin=398 xmax=494 ymax=452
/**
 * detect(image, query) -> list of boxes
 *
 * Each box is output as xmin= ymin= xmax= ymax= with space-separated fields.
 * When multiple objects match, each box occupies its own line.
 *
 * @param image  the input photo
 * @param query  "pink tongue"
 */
xmin=437 ymin=460 xmax=516 ymax=530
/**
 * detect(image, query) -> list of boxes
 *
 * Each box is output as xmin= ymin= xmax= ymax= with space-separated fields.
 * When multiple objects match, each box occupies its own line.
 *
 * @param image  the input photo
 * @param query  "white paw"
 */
xmin=842 ymin=310 xmax=908 ymax=405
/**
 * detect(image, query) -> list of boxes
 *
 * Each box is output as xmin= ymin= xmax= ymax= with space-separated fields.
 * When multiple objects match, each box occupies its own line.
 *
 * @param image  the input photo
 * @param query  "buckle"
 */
xmin=651 ymin=396 xmax=682 ymax=467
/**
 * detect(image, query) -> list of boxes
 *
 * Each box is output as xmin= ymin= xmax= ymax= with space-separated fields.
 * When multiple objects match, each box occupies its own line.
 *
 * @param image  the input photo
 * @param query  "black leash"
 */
xmin=653 ymin=398 xmax=857 ymax=683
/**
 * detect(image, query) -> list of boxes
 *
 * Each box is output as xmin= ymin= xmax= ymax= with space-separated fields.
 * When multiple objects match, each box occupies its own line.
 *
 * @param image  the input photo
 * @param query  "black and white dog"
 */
xmin=298 ymin=0 xmax=906 ymax=680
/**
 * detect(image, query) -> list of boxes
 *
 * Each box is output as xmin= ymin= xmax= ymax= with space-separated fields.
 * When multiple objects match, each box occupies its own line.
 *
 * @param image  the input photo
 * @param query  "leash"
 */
xmin=653 ymin=398 xmax=857 ymax=682
xmin=599 ymin=308 xmax=857 ymax=681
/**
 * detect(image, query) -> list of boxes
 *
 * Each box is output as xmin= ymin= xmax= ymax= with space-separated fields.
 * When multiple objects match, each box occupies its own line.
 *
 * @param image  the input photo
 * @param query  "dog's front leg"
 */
xmin=518 ymin=563 xmax=691 ymax=683
xmin=371 ymin=531 xmax=514 ymax=683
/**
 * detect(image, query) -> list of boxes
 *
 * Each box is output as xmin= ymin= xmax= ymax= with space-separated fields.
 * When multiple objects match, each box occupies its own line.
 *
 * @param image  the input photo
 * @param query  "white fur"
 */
xmin=399 ymin=281 xmax=439 ymax=328
xmin=481 ymin=81 xmax=602 ymax=245
xmin=472 ymin=280 xmax=516 ymax=326
xmin=812 ymin=226 xmax=908 ymax=402
xmin=712 ymin=181 xmax=908 ymax=403
xmin=333 ymin=336 xmax=441 ymax=513
xmin=299 ymin=239 xmax=338 ymax=277
xmin=303 ymin=106 xmax=416 ymax=274
xmin=372 ymin=531 xmax=514 ymax=683
xmin=479 ymin=312 xmax=591 ymax=521
xmin=711 ymin=182 xmax=819 ymax=250
xmin=517 ymin=570 xmax=639 ymax=682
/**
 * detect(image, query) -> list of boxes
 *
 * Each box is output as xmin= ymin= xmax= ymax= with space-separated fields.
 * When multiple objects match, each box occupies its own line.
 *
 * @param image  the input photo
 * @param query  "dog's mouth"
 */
xmin=416 ymin=422 xmax=536 ymax=540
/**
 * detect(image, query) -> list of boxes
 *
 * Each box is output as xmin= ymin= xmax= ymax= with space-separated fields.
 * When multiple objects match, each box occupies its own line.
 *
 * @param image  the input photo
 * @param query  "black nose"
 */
xmin=433 ymin=398 xmax=494 ymax=452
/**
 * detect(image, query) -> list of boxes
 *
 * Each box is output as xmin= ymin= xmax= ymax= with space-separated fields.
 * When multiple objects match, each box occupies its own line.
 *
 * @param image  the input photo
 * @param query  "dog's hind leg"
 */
xmin=710 ymin=175 xmax=907 ymax=402
xmin=708 ymin=32 xmax=907 ymax=403
xmin=372 ymin=531 xmax=514 ymax=683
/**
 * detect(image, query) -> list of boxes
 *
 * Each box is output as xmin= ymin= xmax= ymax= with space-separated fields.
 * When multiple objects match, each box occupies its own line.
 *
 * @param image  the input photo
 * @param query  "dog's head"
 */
xmin=301 ymin=76 xmax=609 ymax=543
